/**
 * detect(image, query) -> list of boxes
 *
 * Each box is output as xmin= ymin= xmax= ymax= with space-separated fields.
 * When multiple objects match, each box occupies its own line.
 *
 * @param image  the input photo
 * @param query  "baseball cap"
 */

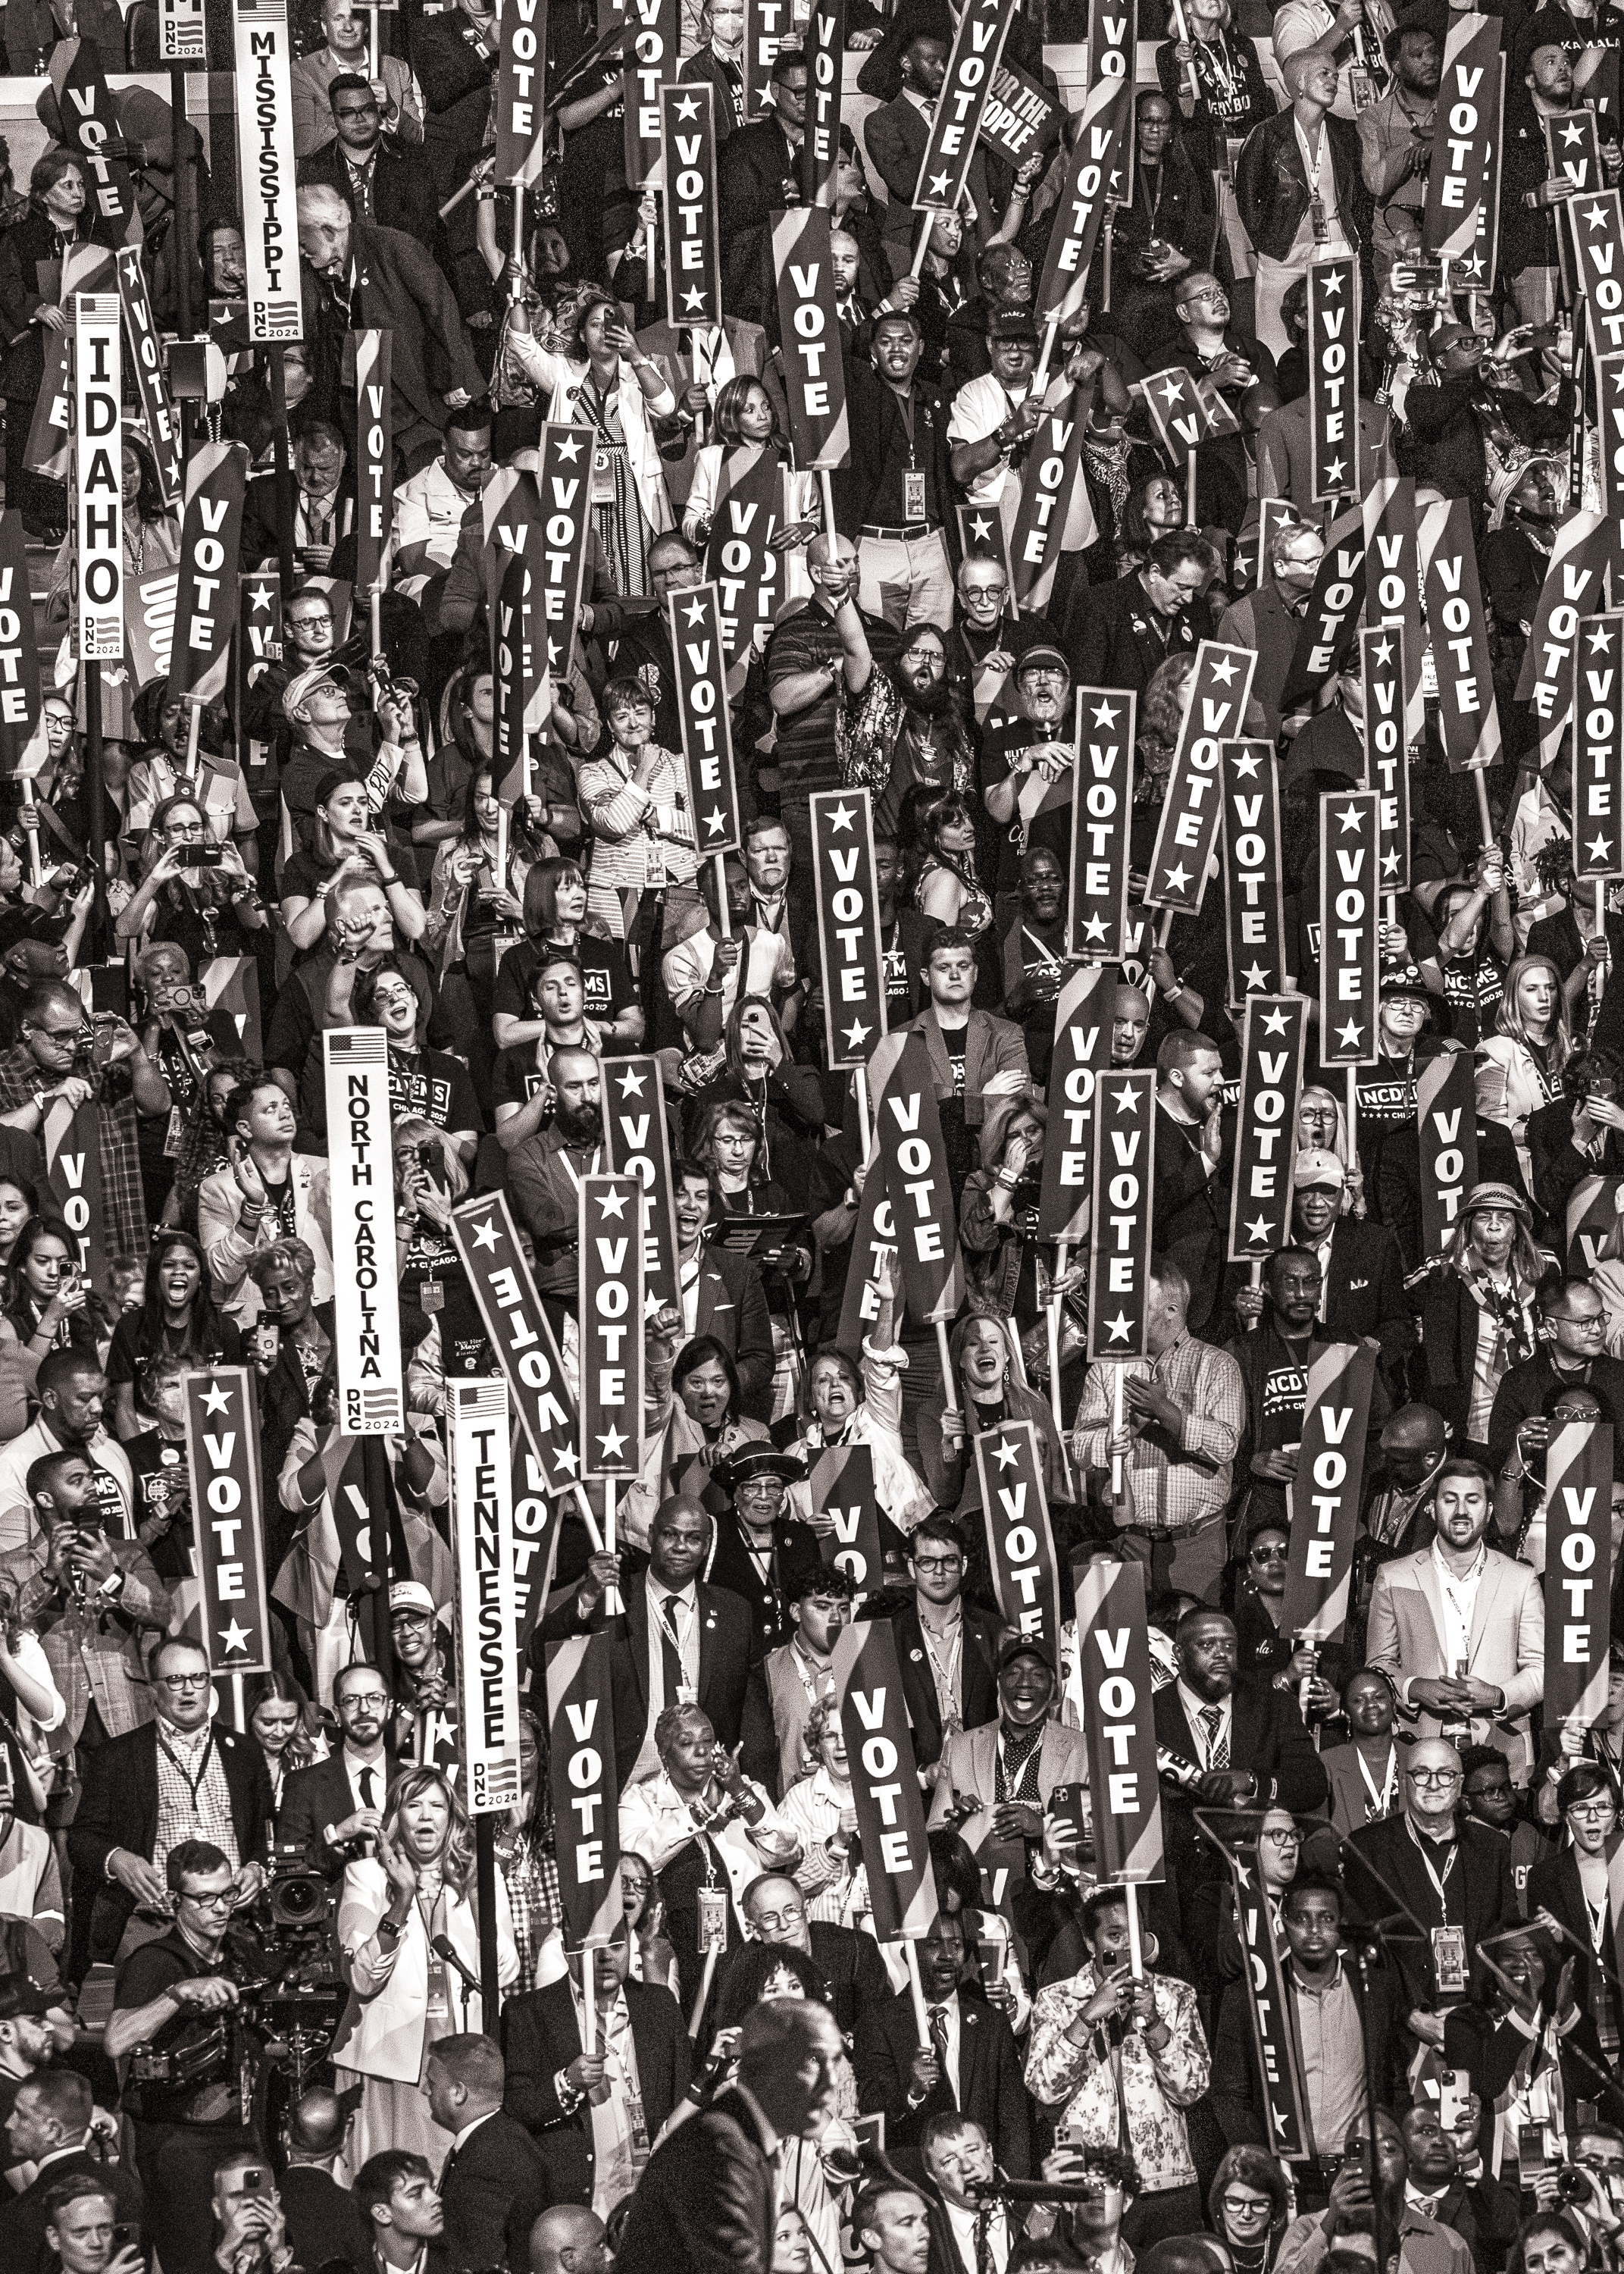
xmin=282 ymin=663 xmax=352 ymax=722
xmin=1016 ymin=644 xmax=1069 ymax=679
xmin=997 ymin=1637 xmax=1054 ymax=1674
xmin=389 ymin=1580 xmax=437 ymax=1617
xmin=1292 ymin=1148 xmax=1345 ymax=1191
xmin=987 ymin=308 xmax=1040 ymax=344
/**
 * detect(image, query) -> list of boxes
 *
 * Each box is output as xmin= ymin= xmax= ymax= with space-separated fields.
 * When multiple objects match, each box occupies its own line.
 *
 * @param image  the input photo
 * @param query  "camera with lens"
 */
xmin=264 ymin=1837 xmax=333 ymax=1931
xmin=1557 ymin=2168 xmax=1602 ymax=2207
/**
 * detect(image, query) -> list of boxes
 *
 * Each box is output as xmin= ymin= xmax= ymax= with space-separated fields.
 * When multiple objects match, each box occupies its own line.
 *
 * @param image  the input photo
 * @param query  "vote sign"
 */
xmin=1144 ymin=643 xmax=1257 ymax=916
xmin=578 ymin=1175 xmax=645 ymax=1481
xmin=975 ymin=1420 xmax=1063 ymax=1673
xmin=546 ymin=1631 xmax=622 ymax=1947
xmin=668 ymin=581 xmax=742 ymax=859
xmin=811 ymin=788 xmax=887 ymax=1067
xmin=876 ymin=1034 xmax=960 ymax=1326
xmin=1544 ymin=1419 xmax=1615 ymax=1731
xmin=1085 ymin=1070 xmax=1156 ymax=1361
xmin=812 ymin=1442 xmax=883 ymax=1593
xmin=1416 ymin=1051 xmax=1479 ymax=1258
xmin=1317 ymin=790 xmax=1381 ymax=1067
xmin=1228 ymin=997 xmax=1308 ymax=1265
xmin=182 ymin=1366 xmax=274 ymax=1674
xmin=1072 ymin=1558 xmax=1164 ymax=1881
xmin=600 ymin=1057 xmax=681 ymax=1317
xmin=1037 ymin=962 xmax=1113 ymax=1246
xmin=1575 ymin=612 xmax=1624 ymax=880
xmin=1280 ymin=1341 xmax=1380 ymax=1644
xmin=1220 ymin=740 xmax=1288 ymax=1005
xmin=1067 ymin=686 xmax=1134 ymax=960
xmin=1361 ymin=624 xmax=1412 ymax=895
xmin=831 ymin=1619 xmax=939 ymax=1940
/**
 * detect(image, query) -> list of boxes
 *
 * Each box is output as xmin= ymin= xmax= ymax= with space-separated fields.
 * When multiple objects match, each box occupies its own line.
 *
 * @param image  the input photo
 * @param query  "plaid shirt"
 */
xmin=153 ymin=1721 xmax=239 ymax=1877
xmin=1070 ymin=1331 xmax=1246 ymax=1534
xmin=0 ymin=1047 xmax=149 ymax=1259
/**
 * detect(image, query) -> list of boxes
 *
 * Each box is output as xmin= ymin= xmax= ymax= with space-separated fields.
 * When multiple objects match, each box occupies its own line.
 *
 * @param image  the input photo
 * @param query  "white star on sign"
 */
xmin=598 ymin=1188 xmax=628 ymax=1220
xmin=969 ymin=513 xmax=993 ymax=542
xmin=1083 ymin=913 xmax=1109 ymax=942
xmin=1261 ymin=1004 xmax=1290 ymax=1034
xmin=1591 ymin=833 xmax=1615 ymax=861
xmin=1382 ymin=847 xmax=1401 ymax=877
xmin=471 ymin=1217 xmax=500 ymax=1251
xmin=617 ymin=1067 xmax=648 ymax=1098
xmin=1112 ymin=1083 xmax=1142 ymax=1114
xmin=703 ymin=807 xmax=729 ymax=838
xmin=1162 ymin=863 xmax=1191 ymax=894
xmin=992 ymin=1439 xmax=1021 ymax=1468
xmin=826 ymin=800 xmax=856 ymax=832
xmin=1090 ymin=699 xmax=1119 ymax=727
xmin=1209 ymin=655 xmax=1238 ymax=684
xmin=681 ymin=287 xmax=708 ymax=312
xmin=842 ymin=1019 xmax=872 ymax=1049
xmin=596 ymin=1427 xmax=628 ymax=1460
xmin=684 ymin=597 xmax=709 ymax=625
xmin=1564 ymin=120 xmax=1586 ymax=144
xmin=1372 ymin=635 xmax=1394 ymax=666
xmin=552 ymin=1445 xmax=580 ymax=1477
xmin=219 ymin=1619 xmax=254 ymax=1655
xmin=674 ymin=92 xmax=701 ymax=116
xmin=1158 ymin=376 xmax=1187 ymax=406
xmin=1231 ymin=749 xmax=1263 ymax=778
xmin=1592 ymin=622 xmax=1617 ymax=652
xmin=1104 ymin=1310 xmax=1133 ymax=1342
xmin=1338 ymin=803 xmax=1366 ymax=832
xmin=554 ymin=434 xmax=584 ymax=460
xmin=1244 ymin=1213 xmax=1276 ymax=1242
xmin=1243 ymin=961 xmax=1272 ymax=990
xmin=249 ymin=583 xmax=274 ymax=612
xmin=928 ymin=169 xmax=951 ymax=198
xmin=1319 ymin=268 xmax=1344 ymax=293
xmin=202 ymin=1382 xmax=232 ymax=1414
xmin=1337 ymin=1018 xmax=1365 ymax=1049
xmin=1324 ymin=456 xmax=1346 ymax=486
xmin=1587 ymin=200 xmax=1612 ymax=227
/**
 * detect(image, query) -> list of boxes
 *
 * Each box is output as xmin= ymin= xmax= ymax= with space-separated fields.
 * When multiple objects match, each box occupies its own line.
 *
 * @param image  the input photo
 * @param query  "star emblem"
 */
xmin=219 ymin=1618 xmax=253 ymax=1655
xmin=596 ymin=1426 xmax=628 ymax=1461
xmin=826 ymin=800 xmax=856 ymax=832
xmin=1319 ymin=268 xmax=1344 ymax=294
xmin=1082 ymin=913 xmax=1108 ymax=942
xmin=1372 ymin=635 xmax=1394 ymax=666
xmin=1158 ymin=375 xmax=1187 ymax=407
xmin=1112 ymin=1083 xmax=1141 ymax=1114
xmin=1590 ymin=833 xmax=1614 ymax=861
xmin=553 ymin=434 xmax=584 ymax=461
xmin=597 ymin=1188 xmax=628 ymax=1220
xmin=471 ymin=1217 xmax=500 ymax=1251
xmin=1090 ymin=699 xmax=1119 ymax=727
xmin=616 ymin=1067 xmax=647 ymax=1098
xmin=249 ymin=582 xmax=274 ymax=612
xmin=992 ymin=1439 xmax=1020 ymax=1468
xmin=1338 ymin=803 xmax=1366 ymax=832
xmin=928 ymin=169 xmax=951 ymax=198
xmin=684 ymin=597 xmax=709 ymax=625
xmin=703 ymin=805 xmax=728 ymax=838
xmin=968 ymin=513 xmax=993 ymax=542
xmin=1591 ymin=622 xmax=1616 ymax=652
xmin=1244 ymin=1213 xmax=1275 ymax=1242
xmin=1104 ymin=1310 xmax=1133 ymax=1342
xmin=551 ymin=1444 xmax=580 ymax=1478
xmin=1231 ymin=749 xmax=1262 ymax=778
xmin=1337 ymin=1017 xmax=1365 ymax=1049
xmin=202 ymin=1382 xmax=231 ymax=1415
xmin=1244 ymin=961 xmax=1273 ymax=991
xmin=1381 ymin=847 xmax=1400 ymax=877
xmin=1261 ymin=1005 xmax=1289 ymax=1034
xmin=1587 ymin=200 xmax=1612 ymax=228
xmin=1323 ymin=456 xmax=1346 ymax=486
xmin=1162 ymin=862 xmax=1191 ymax=894
xmin=681 ymin=287 xmax=707 ymax=312
xmin=1564 ymin=120 xmax=1586 ymax=145
xmin=674 ymin=92 xmax=701 ymax=117
xmin=1209 ymin=655 xmax=1238 ymax=684
xmin=841 ymin=1018 xmax=872 ymax=1049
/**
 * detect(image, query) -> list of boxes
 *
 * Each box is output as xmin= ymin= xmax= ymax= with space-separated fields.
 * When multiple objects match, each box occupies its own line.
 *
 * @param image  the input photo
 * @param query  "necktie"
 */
xmin=360 ymin=1766 xmax=376 ymax=1809
xmin=1200 ymin=1706 xmax=1228 ymax=1769
xmin=659 ymin=1595 xmax=685 ymax=1699
xmin=929 ymin=2006 xmax=955 ymax=2106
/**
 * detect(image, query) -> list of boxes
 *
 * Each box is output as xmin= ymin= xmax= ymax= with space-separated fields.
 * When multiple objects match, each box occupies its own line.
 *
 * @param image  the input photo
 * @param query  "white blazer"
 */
xmin=1366 ymin=1543 xmax=1545 ymax=1776
xmin=506 ymin=336 xmax=677 ymax=544
xmin=331 ymin=1856 xmax=519 ymax=2084
xmin=198 ymin=1154 xmax=334 ymax=1325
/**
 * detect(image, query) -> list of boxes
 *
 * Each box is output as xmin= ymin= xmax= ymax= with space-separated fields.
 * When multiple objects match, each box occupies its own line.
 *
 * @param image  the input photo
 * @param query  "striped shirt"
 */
xmin=1070 ymin=1331 xmax=1246 ymax=1533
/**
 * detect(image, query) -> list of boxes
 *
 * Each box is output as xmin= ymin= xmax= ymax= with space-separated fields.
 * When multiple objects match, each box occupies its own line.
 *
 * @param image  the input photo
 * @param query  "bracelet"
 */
xmin=377 ymin=870 xmax=400 ymax=885
xmin=1164 ymin=981 xmax=1184 ymax=1002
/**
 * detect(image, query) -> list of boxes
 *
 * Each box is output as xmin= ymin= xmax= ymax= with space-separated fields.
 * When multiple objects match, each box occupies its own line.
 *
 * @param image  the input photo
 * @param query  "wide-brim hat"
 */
xmin=1463 ymin=1180 xmax=1532 ymax=1226
xmin=715 ymin=1444 xmax=806 ymax=1492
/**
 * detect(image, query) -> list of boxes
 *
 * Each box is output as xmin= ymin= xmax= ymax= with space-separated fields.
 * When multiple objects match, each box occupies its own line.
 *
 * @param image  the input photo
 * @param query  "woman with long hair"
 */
xmin=1113 ymin=471 xmax=1187 ymax=578
xmin=490 ymin=857 xmax=642 ymax=1057
xmin=920 ymin=1313 xmax=1070 ymax=1527
xmin=422 ymin=762 xmax=550 ymax=982
xmin=0 ymin=149 xmax=89 ymax=541
xmin=244 ymin=1669 xmax=326 ymax=1821
xmin=909 ymin=792 xmax=994 ymax=941
xmin=1408 ymin=1182 xmax=1554 ymax=1462
xmin=114 ymin=794 xmax=267 ymax=965
xmin=503 ymin=284 xmax=678 ymax=595
xmin=780 ymin=1251 xmax=933 ymax=1537
xmin=161 ymin=1058 xmax=251 ymax=1236
xmin=322 ymin=960 xmax=480 ymax=1167
xmin=686 ymin=996 xmax=825 ymax=1188
xmin=1478 ymin=954 xmax=1572 ymax=1195
xmin=1156 ymin=0 xmax=1275 ymax=177
xmin=0 ymin=1176 xmax=36 ymax=1300
xmin=1527 ymin=1762 xmax=1624 ymax=2059
xmin=48 ymin=430 xmax=183 ymax=638
xmin=0 ymin=1217 xmax=99 ymax=1361
xmin=280 ymin=773 xmax=426 ymax=956
xmin=1206 ymin=2147 xmax=1291 ymax=2274
xmin=688 ymin=1098 xmax=812 ymax=1421
xmin=106 ymin=1229 xmax=240 ymax=1440
xmin=493 ymin=1709 xmax=570 ymax=1995
xmin=1507 ymin=2213 xmax=1591 ymax=2274
xmin=332 ymin=1764 xmax=519 ymax=2172
xmin=637 ymin=1332 xmax=771 ymax=1527
xmin=683 ymin=377 xmax=818 ymax=590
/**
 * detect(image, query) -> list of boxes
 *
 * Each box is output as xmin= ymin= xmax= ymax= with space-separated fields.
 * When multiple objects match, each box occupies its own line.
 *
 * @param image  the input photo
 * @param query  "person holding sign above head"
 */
xmin=1025 ymin=1887 xmax=1209 ymax=2245
xmin=777 ymin=1254 xmax=934 ymax=1542
xmin=1071 ymin=1256 xmax=1246 ymax=1601
xmin=854 ymin=1906 xmax=1032 ymax=2182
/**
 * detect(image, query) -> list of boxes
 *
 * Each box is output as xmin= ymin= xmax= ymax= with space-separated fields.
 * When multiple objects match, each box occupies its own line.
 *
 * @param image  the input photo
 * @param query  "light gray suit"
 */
xmin=1366 ymin=1544 xmax=1544 ymax=1778
xmin=927 ymin=1720 xmax=1090 ymax=1851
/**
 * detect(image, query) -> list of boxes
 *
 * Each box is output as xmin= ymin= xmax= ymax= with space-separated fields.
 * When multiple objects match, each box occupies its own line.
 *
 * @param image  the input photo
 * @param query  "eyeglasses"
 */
xmin=750 ymin=1905 xmax=805 ymax=1931
xmin=1259 ymin=1830 xmax=1300 ymax=1846
xmin=1569 ymin=1800 xmax=1617 ymax=1820
xmin=1221 ymin=2199 xmax=1272 ymax=2219
xmin=181 ymin=1887 xmax=235 ymax=1910
xmin=159 ymin=1674 xmax=211 ymax=1692
xmin=913 ymin=1555 xmax=962 ymax=1574
xmin=341 ymin=1691 xmax=390 ymax=1712
xmin=286 ymin=613 xmax=332 ymax=632
xmin=1407 ymin=1768 xmax=1462 ymax=1787
xmin=1250 ymin=1546 xmax=1288 ymax=1563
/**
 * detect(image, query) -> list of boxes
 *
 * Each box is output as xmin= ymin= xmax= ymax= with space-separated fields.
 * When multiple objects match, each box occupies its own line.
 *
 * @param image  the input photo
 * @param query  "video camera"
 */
xmin=261 ymin=1837 xmax=334 ymax=1933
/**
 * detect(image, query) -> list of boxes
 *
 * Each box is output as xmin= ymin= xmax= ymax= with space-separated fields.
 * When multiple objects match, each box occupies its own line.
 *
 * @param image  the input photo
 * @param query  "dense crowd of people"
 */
xmin=0 ymin=1 xmax=1617 ymax=2273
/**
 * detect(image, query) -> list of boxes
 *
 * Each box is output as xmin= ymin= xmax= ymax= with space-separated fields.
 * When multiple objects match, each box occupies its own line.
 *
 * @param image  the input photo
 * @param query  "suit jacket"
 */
xmin=718 ymin=118 xmax=800 ymax=327
xmin=853 ymin=1987 xmax=1031 ymax=2182
xmin=275 ymin=2166 xmax=368 ymax=2274
xmin=504 ymin=1974 xmax=691 ymax=2205
xmin=865 ymin=1006 xmax=1028 ymax=1133
xmin=862 ymin=95 xmax=1006 ymax=254
xmin=1213 ymin=1953 xmax=1407 ymax=2146
xmin=67 ymin=1720 xmax=273 ymax=1948
xmin=1062 ymin=572 xmax=1201 ymax=702
xmin=295 ymin=136 xmax=440 ymax=249
xmin=534 ymin=1576 xmax=754 ymax=1784
xmin=1255 ymin=393 xmax=1395 ymax=513
xmin=1222 ymin=1219 xmax=1415 ymax=1370
xmin=1153 ymin=1680 xmax=1329 ymax=1938
xmin=1153 ymin=1101 xmax=1235 ymax=1336
xmin=1344 ymin=1815 xmax=1516 ymax=2028
xmin=1214 ymin=580 xmax=1306 ymax=749
xmin=1366 ymin=1545 xmax=1544 ymax=1773
xmin=612 ymin=2083 xmax=776 ymax=2274
xmin=298 ymin=222 xmax=483 ymax=446
xmin=439 ymin=2108 xmax=553 ymax=2273
xmin=0 ymin=2147 xmax=142 ymax=2274
xmin=705 ymin=1511 xmax=822 ymax=1661
xmin=926 ymin=1721 xmax=1089 ymax=1830
xmin=279 ymin=1749 xmax=396 ymax=1881
xmin=1527 ymin=1847 xmax=1624 ymax=2050
xmin=893 ymin=1601 xmax=1001 ymax=1772
xmin=838 ymin=362 xmax=959 ymax=539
